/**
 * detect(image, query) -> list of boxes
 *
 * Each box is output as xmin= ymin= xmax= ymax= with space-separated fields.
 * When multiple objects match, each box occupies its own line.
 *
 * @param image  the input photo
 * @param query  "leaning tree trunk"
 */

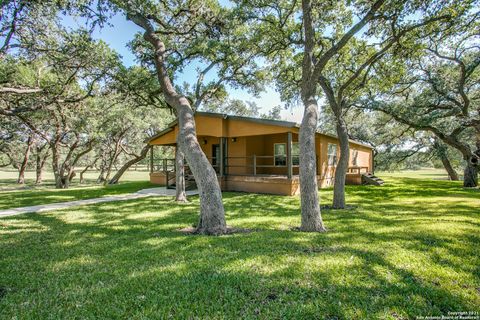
xmin=433 ymin=139 xmax=459 ymax=181
xmin=333 ymin=117 xmax=350 ymax=209
xmin=104 ymin=147 xmax=122 ymax=184
xmin=128 ymin=13 xmax=227 ymax=235
xmin=299 ymin=96 xmax=325 ymax=232
xmin=439 ymin=153 xmax=459 ymax=181
xmin=175 ymin=143 xmax=187 ymax=202
xmin=177 ymin=107 xmax=226 ymax=234
xmin=80 ymin=166 xmax=90 ymax=184
xmin=17 ymin=135 xmax=33 ymax=184
xmin=108 ymin=145 xmax=150 ymax=185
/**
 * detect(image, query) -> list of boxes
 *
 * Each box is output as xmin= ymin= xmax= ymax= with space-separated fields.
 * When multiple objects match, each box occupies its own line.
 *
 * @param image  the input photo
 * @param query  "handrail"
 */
xmin=347 ymin=166 xmax=369 ymax=174
xmin=152 ymin=155 xmax=300 ymax=178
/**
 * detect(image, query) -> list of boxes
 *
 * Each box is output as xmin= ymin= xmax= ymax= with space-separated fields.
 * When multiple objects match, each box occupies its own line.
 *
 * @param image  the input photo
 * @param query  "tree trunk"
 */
xmin=80 ymin=167 xmax=89 ymax=184
xmin=51 ymin=146 xmax=63 ymax=188
xmin=128 ymin=13 xmax=227 ymax=235
xmin=35 ymin=151 xmax=48 ymax=185
xmin=299 ymin=97 xmax=325 ymax=232
xmin=333 ymin=117 xmax=350 ymax=209
xmin=96 ymin=169 xmax=106 ymax=184
xmin=17 ymin=135 xmax=33 ymax=184
xmin=177 ymin=107 xmax=226 ymax=234
xmin=108 ymin=145 xmax=150 ymax=185
xmin=433 ymin=139 xmax=459 ymax=181
xmin=175 ymin=143 xmax=187 ymax=202
xmin=463 ymin=161 xmax=478 ymax=188
xmin=104 ymin=145 xmax=122 ymax=184
xmin=439 ymin=153 xmax=459 ymax=181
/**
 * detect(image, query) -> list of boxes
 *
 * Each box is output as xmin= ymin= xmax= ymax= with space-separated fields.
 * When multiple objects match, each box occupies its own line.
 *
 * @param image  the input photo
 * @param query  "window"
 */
xmin=351 ymin=149 xmax=359 ymax=166
xmin=327 ymin=143 xmax=337 ymax=166
xmin=292 ymin=142 xmax=300 ymax=165
xmin=274 ymin=143 xmax=286 ymax=166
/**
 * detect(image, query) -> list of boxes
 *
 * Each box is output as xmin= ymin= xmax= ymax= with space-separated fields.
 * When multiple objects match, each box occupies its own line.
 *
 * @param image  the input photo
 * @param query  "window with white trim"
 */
xmin=327 ymin=143 xmax=337 ymax=166
xmin=274 ymin=143 xmax=286 ymax=166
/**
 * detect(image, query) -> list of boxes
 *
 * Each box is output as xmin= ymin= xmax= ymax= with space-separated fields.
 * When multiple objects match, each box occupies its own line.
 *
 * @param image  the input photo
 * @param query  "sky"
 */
xmin=61 ymin=12 xmax=304 ymax=122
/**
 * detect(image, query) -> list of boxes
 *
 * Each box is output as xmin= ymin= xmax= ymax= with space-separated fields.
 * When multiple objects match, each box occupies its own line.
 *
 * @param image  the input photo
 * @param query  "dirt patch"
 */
xmin=300 ymin=245 xmax=344 ymax=254
xmin=321 ymin=204 xmax=357 ymax=210
xmin=290 ymin=226 xmax=328 ymax=232
xmin=177 ymin=226 xmax=254 ymax=235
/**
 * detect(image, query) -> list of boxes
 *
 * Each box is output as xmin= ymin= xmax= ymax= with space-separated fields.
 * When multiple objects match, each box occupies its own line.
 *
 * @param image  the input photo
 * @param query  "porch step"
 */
xmin=361 ymin=172 xmax=384 ymax=186
xmin=166 ymin=175 xmax=197 ymax=191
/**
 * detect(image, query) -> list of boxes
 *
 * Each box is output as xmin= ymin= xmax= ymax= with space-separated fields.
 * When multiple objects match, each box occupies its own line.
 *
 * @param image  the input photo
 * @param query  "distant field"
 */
xmin=377 ymin=168 xmax=458 ymax=180
xmin=0 ymin=168 xmax=150 ymax=187
xmin=1 ymin=167 xmax=453 ymax=185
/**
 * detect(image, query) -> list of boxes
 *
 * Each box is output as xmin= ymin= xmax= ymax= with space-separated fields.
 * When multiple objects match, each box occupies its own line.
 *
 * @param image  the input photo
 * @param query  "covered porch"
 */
xmin=149 ymin=132 xmax=303 ymax=195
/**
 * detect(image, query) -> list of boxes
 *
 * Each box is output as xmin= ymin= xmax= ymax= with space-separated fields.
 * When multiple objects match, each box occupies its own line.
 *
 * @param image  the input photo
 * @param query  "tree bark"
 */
xmin=108 ymin=145 xmax=150 ymax=185
xmin=17 ymin=135 xmax=33 ymax=184
xmin=175 ymin=143 xmax=187 ymax=202
xmin=433 ymin=139 xmax=459 ymax=181
xmin=440 ymin=154 xmax=459 ymax=181
xmin=333 ymin=118 xmax=350 ymax=209
xmin=51 ymin=145 xmax=63 ymax=188
xmin=35 ymin=147 xmax=49 ymax=185
xmin=298 ymin=0 xmax=326 ymax=232
xmin=463 ymin=162 xmax=478 ymax=187
xmin=104 ymin=137 xmax=124 ymax=184
xmin=128 ymin=13 xmax=227 ymax=235
xmin=96 ymin=166 xmax=106 ymax=183
xmin=299 ymin=98 xmax=325 ymax=231
xmin=177 ymin=108 xmax=226 ymax=234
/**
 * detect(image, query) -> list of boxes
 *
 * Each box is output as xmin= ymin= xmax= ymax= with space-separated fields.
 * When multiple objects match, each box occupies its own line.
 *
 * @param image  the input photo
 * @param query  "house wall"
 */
xmin=226 ymin=118 xmax=292 ymax=137
xmin=316 ymin=134 xmax=373 ymax=187
xmin=148 ymin=113 xmax=375 ymax=192
xmin=198 ymin=136 xmax=220 ymax=160
xmin=226 ymin=136 xmax=248 ymax=175
xmin=150 ymin=172 xmax=167 ymax=185
xmin=224 ymin=176 xmax=300 ymax=196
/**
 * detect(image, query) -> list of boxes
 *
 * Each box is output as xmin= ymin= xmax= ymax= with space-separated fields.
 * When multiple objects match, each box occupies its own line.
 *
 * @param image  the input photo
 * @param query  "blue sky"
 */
xmin=61 ymin=12 xmax=304 ymax=122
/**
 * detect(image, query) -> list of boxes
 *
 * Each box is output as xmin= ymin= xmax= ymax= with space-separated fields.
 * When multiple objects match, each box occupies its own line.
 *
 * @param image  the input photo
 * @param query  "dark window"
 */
xmin=274 ymin=143 xmax=286 ymax=166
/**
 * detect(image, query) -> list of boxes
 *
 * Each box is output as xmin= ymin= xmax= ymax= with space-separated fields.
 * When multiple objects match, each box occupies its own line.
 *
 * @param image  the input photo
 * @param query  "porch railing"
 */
xmin=225 ymin=155 xmax=300 ymax=176
xmin=153 ymin=157 xmax=369 ymax=178
xmin=347 ymin=166 xmax=369 ymax=174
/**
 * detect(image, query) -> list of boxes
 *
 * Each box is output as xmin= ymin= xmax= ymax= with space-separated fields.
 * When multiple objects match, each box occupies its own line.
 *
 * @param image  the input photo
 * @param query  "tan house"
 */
xmin=147 ymin=112 xmax=374 ymax=196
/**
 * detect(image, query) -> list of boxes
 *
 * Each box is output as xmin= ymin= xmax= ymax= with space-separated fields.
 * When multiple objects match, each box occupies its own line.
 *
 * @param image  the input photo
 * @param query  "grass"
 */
xmin=0 ymin=170 xmax=153 ymax=210
xmin=0 ymin=172 xmax=479 ymax=319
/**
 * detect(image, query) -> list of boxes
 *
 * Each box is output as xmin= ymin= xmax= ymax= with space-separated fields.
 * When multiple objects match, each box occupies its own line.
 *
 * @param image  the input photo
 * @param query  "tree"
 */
xmin=366 ymin=7 xmax=480 ymax=187
xmin=1 ymin=26 xmax=120 ymax=188
xmin=115 ymin=2 xmax=228 ymax=234
xmin=113 ymin=0 xmax=268 ymax=234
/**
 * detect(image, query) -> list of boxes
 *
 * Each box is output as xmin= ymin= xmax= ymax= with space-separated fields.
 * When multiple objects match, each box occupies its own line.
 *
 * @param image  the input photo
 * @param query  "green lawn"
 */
xmin=0 ymin=174 xmax=479 ymax=319
xmin=0 ymin=170 xmax=153 ymax=210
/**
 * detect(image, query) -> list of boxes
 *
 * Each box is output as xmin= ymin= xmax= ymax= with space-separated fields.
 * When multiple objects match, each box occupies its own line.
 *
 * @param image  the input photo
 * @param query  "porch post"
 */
xmin=219 ymin=137 xmax=224 ymax=177
xmin=150 ymin=145 xmax=154 ymax=173
xmin=287 ymin=132 xmax=292 ymax=179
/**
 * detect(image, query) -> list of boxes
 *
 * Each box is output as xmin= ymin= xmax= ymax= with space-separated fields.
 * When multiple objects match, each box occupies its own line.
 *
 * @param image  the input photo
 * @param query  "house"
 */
xmin=147 ymin=112 xmax=374 ymax=196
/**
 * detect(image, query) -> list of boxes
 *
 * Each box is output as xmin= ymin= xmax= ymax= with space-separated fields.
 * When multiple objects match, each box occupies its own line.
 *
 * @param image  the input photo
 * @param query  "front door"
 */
xmin=212 ymin=144 xmax=220 ymax=173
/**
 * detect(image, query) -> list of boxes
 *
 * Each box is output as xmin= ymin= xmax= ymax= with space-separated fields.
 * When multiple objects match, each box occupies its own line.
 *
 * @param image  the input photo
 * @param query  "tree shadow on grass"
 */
xmin=0 ymin=179 xmax=478 ymax=318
